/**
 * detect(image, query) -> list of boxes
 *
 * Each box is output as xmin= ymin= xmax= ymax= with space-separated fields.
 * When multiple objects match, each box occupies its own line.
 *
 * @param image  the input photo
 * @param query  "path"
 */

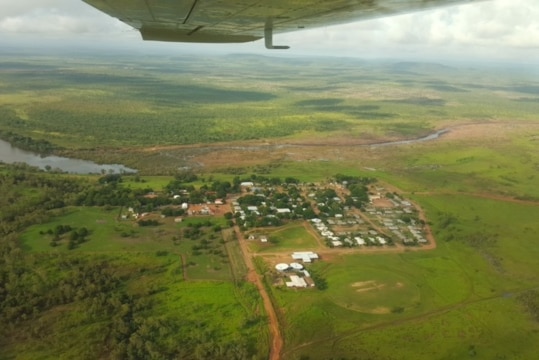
xmin=234 ymin=225 xmax=283 ymax=360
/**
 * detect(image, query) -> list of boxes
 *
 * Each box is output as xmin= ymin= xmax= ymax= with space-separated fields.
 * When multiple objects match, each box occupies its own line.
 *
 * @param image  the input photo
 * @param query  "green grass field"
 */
xmin=248 ymin=223 xmax=320 ymax=253
xmin=21 ymin=207 xmax=235 ymax=281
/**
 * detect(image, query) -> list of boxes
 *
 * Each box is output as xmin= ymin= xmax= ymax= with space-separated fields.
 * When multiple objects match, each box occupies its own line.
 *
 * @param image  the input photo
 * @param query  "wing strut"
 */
xmin=264 ymin=19 xmax=289 ymax=50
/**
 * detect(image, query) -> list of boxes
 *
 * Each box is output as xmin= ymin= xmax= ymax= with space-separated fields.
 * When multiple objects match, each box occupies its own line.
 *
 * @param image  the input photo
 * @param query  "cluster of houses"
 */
xmin=132 ymin=175 xmax=427 ymax=248
xmin=231 ymin=181 xmax=314 ymax=228
xmin=365 ymin=192 xmax=427 ymax=245
xmin=274 ymin=251 xmax=319 ymax=288
xmin=310 ymin=216 xmax=391 ymax=247
xmin=307 ymin=188 xmax=428 ymax=247
xmin=233 ymin=179 xmax=428 ymax=248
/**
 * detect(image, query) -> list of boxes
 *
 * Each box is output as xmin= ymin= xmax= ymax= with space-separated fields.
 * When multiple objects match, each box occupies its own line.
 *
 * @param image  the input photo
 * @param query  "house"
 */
xmin=260 ymin=236 xmax=268 ymax=243
xmin=292 ymin=251 xmax=319 ymax=263
xmin=240 ymin=182 xmax=254 ymax=187
xmin=199 ymin=206 xmax=212 ymax=215
xmin=276 ymin=208 xmax=291 ymax=214
xmin=354 ymin=237 xmax=366 ymax=246
xmin=286 ymin=275 xmax=307 ymax=288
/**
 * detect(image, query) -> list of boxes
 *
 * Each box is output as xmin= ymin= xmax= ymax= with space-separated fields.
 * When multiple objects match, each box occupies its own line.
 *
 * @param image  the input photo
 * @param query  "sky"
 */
xmin=0 ymin=0 xmax=538 ymax=64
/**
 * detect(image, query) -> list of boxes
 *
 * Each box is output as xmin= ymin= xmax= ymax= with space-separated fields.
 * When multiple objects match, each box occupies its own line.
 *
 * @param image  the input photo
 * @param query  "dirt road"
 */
xmin=234 ymin=225 xmax=283 ymax=360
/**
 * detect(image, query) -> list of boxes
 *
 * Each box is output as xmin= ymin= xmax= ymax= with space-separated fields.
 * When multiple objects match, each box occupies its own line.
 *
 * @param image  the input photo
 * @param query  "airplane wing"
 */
xmin=83 ymin=0 xmax=483 ymax=48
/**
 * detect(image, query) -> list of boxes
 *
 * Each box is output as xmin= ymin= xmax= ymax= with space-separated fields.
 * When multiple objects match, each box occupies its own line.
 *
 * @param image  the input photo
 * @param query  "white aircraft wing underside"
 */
xmin=83 ymin=0 xmax=483 ymax=44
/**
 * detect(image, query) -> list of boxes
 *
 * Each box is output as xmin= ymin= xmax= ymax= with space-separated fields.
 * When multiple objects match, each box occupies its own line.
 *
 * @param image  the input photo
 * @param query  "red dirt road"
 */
xmin=234 ymin=225 xmax=283 ymax=360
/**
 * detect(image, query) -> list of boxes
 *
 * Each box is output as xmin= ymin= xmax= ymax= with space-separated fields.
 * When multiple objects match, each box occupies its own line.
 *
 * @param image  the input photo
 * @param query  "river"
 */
xmin=0 ymin=129 xmax=448 ymax=173
xmin=0 ymin=139 xmax=136 ymax=174
xmin=369 ymin=129 xmax=449 ymax=147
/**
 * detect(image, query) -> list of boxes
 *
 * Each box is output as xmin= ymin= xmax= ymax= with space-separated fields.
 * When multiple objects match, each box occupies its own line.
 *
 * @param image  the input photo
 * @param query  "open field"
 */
xmin=20 ymin=207 xmax=235 ymax=281
xmin=248 ymin=223 xmax=321 ymax=253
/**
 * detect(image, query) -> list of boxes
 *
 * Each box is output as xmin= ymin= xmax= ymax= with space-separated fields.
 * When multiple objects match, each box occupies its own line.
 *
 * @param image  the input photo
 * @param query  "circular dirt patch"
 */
xmin=327 ymin=268 xmax=420 ymax=314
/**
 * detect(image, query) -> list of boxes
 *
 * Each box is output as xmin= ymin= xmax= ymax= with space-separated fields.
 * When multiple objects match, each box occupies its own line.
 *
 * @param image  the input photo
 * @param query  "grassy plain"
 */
xmin=20 ymin=207 xmax=235 ymax=281
xmin=1 ymin=53 xmax=539 ymax=174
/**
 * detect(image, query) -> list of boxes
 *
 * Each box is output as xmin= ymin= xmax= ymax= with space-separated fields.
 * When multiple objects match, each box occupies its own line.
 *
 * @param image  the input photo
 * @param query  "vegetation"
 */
xmin=0 ymin=163 xmax=268 ymax=359
xmin=0 ymin=128 xmax=60 ymax=154
xmin=1 ymin=54 xmax=538 ymax=174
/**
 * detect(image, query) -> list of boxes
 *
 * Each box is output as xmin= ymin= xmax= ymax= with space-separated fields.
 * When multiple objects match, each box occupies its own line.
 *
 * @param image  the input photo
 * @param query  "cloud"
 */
xmin=2 ymin=10 xmax=95 ymax=33
xmin=0 ymin=0 xmax=537 ymax=61
xmin=275 ymin=0 xmax=539 ymax=60
xmin=0 ymin=0 xmax=128 ymax=34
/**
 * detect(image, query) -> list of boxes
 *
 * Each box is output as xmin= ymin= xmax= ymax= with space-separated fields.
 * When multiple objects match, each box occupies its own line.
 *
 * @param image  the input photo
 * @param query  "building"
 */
xmin=291 ymin=251 xmax=319 ymax=263
xmin=286 ymin=275 xmax=307 ymax=288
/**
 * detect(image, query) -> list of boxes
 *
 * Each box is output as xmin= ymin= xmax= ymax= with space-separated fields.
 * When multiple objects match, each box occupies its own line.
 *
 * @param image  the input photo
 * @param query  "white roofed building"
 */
xmin=286 ymin=275 xmax=307 ymax=288
xmin=292 ymin=251 xmax=319 ymax=263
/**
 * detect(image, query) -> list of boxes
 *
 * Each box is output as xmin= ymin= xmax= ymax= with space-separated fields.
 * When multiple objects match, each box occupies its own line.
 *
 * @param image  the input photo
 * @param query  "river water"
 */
xmin=0 ymin=139 xmax=136 ymax=174
xmin=369 ymin=129 xmax=449 ymax=147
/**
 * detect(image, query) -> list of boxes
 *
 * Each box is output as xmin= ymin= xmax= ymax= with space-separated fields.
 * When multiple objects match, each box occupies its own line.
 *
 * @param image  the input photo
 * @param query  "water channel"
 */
xmin=0 ymin=139 xmax=136 ymax=174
